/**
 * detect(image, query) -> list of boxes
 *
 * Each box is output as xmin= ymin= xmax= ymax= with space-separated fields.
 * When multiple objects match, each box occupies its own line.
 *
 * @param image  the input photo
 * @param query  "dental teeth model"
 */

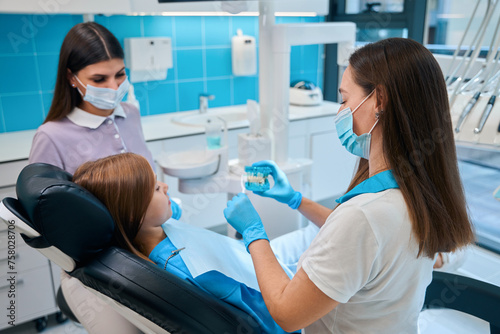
xmin=244 ymin=166 xmax=272 ymax=192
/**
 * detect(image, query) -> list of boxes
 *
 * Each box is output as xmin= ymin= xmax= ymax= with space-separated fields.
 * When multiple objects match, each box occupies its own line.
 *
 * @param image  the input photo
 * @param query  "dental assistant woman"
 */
xmin=224 ymin=38 xmax=474 ymax=333
xmin=28 ymin=22 xmax=179 ymax=334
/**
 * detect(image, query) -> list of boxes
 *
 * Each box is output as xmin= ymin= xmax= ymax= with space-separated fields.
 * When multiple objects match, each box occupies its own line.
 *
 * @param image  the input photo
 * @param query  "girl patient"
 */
xmin=72 ymin=152 xmax=299 ymax=334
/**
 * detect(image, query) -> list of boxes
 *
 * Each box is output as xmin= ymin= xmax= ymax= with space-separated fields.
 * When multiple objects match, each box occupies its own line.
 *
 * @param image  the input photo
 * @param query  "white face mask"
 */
xmin=74 ymin=75 xmax=129 ymax=110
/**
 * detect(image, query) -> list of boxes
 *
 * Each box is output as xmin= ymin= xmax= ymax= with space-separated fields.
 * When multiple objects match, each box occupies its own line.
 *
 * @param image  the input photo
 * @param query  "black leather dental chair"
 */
xmin=0 ymin=163 xmax=262 ymax=334
xmin=423 ymin=271 xmax=500 ymax=334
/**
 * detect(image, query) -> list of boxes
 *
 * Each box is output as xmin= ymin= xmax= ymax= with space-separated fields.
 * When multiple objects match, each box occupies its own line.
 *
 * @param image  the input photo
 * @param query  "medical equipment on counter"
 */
xmin=243 ymin=166 xmax=272 ymax=192
xmin=447 ymin=0 xmax=498 ymax=107
xmin=442 ymin=0 xmax=500 ymax=149
xmin=0 ymin=163 xmax=261 ymax=334
xmin=454 ymin=21 xmax=500 ymax=134
xmin=475 ymin=93 xmax=497 ymax=134
xmin=289 ymin=81 xmax=323 ymax=106
xmin=443 ymin=0 xmax=481 ymax=86
xmin=455 ymin=92 xmax=481 ymax=133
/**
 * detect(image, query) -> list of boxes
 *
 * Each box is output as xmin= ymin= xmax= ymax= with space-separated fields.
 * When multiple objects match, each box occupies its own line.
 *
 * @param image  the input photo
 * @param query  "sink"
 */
xmin=172 ymin=110 xmax=248 ymax=127
xmin=157 ymin=150 xmax=220 ymax=179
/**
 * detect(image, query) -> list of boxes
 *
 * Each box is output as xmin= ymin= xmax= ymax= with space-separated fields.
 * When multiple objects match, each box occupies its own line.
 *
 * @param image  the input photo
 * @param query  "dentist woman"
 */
xmin=28 ymin=22 xmax=179 ymax=333
xmin=224 ymin=38 xmax=474 ymax=333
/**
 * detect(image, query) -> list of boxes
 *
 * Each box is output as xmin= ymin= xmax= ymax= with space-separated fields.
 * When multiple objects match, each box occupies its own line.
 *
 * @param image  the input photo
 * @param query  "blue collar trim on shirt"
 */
xmin=335 ymin=170 xmax=399 ymax=204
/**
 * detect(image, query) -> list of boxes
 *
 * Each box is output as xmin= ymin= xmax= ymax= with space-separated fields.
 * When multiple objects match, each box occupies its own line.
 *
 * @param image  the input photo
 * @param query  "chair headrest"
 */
xmin=16 ymin=163 xmax=115 ymax=263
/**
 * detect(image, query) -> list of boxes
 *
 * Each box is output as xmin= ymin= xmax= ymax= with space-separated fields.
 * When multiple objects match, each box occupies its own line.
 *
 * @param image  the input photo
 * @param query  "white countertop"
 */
xmin=0 ymin=101 xmax=339 ymax=163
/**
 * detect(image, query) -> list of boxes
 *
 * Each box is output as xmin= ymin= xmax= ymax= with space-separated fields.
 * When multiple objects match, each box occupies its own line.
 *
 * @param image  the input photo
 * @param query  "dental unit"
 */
xmin=159 ymin=1 xmax=355 ymax=195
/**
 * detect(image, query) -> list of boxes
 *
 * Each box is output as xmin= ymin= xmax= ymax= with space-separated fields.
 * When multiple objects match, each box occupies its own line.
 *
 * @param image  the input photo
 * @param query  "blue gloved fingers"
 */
xmin=170 ymin=199 xmax=182 ymax=220
xmin=224 ymin=193 xmax=268 ymax=252
xmin=251 ymin=160 xmax=301 ymax=208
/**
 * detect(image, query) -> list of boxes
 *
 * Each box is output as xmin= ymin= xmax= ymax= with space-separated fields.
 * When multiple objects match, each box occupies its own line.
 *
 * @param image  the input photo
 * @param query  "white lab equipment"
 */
xmin=231 ymin=29 xmax=257 ymax=76
xmin=124 ymin=37 xmax=173 ymax=83
xmin=289 ymin=80 xmax=323 ymax=106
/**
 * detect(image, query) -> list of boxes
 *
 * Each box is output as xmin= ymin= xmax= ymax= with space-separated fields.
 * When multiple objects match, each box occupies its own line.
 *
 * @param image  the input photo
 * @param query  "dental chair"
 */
xmin=422 ymin=271 xmax=500 ymax=334
xmin=0 ymin=163 xmax=262 ymax=334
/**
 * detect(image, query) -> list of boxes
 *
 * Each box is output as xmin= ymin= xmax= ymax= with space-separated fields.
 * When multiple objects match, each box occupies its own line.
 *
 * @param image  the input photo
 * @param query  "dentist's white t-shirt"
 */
xmin=299 ymin=189 xmax=434 ymax=334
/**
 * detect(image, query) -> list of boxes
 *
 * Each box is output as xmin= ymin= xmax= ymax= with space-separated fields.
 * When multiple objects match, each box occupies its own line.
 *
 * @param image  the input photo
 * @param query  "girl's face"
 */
xmin=338 ymin=65 xmax=377 ymax=135
xmin=142 ymin=180 xmax=172 ymax=228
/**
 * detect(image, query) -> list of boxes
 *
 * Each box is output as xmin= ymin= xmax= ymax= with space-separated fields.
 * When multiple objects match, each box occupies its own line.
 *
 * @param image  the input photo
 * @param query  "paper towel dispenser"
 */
xmin=124 ymin=37 xmax=173 ymax=83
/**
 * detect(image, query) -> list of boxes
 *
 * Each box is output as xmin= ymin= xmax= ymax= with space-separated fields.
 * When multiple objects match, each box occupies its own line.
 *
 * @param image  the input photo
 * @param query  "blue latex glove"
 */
xmin=252 ymin=160 xmax=302 ymax=209
xmin=170 ymin=195 xmax=182 ymax=220
xmin=224 ymin=193 xmax=268 ymax=252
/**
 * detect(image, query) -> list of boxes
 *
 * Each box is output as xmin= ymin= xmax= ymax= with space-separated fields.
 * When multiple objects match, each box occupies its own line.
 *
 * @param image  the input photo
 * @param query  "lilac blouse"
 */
xmin=29 ymin=102 xmax=155 ymax=174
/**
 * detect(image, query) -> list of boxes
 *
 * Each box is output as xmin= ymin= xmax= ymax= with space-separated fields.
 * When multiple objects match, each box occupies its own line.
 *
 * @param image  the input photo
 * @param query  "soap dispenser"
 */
xmin=231 ymin=29 xmax=257 ymax=76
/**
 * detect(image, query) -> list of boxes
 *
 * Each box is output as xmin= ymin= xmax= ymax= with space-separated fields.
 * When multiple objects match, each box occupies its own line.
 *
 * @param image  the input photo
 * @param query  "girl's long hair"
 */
xmin=345 ymin=38 xmax=474 ymax=257
xmin=72 ymin=153 xmax=155 ymax=261
xmin=45 ymin=22 xmax=124 ymax=123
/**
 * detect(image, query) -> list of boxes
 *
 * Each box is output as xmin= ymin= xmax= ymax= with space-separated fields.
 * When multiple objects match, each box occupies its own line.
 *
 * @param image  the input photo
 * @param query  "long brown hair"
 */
xmin=72 ymin=153 xmax=155 ymax=261
xmin=45 ymin=22 xmax=124 ymax=123
xmin=346 ymin=38 xmax=474 ymax=257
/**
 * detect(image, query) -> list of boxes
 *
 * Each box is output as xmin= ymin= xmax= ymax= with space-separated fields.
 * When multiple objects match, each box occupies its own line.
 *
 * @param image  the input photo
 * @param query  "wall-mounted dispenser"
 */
xmin=124 ymin=37 xmax=173 ymax=83
xmin=231 ymin=29 xmax=257 ymax=76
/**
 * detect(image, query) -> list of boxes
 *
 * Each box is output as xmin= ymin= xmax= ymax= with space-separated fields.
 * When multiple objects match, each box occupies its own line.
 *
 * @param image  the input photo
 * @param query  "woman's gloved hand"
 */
xmin=170 ymin=196 xmax=182 ymax=220
xmin=252 ymin=160 xmax=302 ymax=209
xmin=224 ymin=193 xmax=268 ymax=251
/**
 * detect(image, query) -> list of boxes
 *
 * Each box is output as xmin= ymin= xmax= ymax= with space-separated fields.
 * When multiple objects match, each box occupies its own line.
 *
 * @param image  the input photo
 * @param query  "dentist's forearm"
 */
xmin=297 ymin=197 xmax=333 ymax=228
xmin=248 ymin=240 xmax=298 ymax=331
xmin=248 ymin=239 xmax=337 ymax=332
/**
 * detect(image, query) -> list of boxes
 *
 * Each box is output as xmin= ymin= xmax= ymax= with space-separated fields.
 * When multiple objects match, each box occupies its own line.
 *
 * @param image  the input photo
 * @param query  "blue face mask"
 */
xmin=74 ymin=75 xmax=129 ymax=110
xmin=334 ymin=90 xmax=378 ymax=160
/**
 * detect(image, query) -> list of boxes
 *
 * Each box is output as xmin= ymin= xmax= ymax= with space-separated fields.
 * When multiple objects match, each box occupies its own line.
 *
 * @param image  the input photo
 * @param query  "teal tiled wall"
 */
xmin=0 ymin=14 xmax=324 ymax=133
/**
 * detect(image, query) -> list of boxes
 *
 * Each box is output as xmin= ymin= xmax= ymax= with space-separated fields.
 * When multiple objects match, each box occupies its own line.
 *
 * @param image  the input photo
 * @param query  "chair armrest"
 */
xmin=72 ymin=247 xmax=262 ymax=334
xmin=423 ymin=271 xmax=500 ymax=333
